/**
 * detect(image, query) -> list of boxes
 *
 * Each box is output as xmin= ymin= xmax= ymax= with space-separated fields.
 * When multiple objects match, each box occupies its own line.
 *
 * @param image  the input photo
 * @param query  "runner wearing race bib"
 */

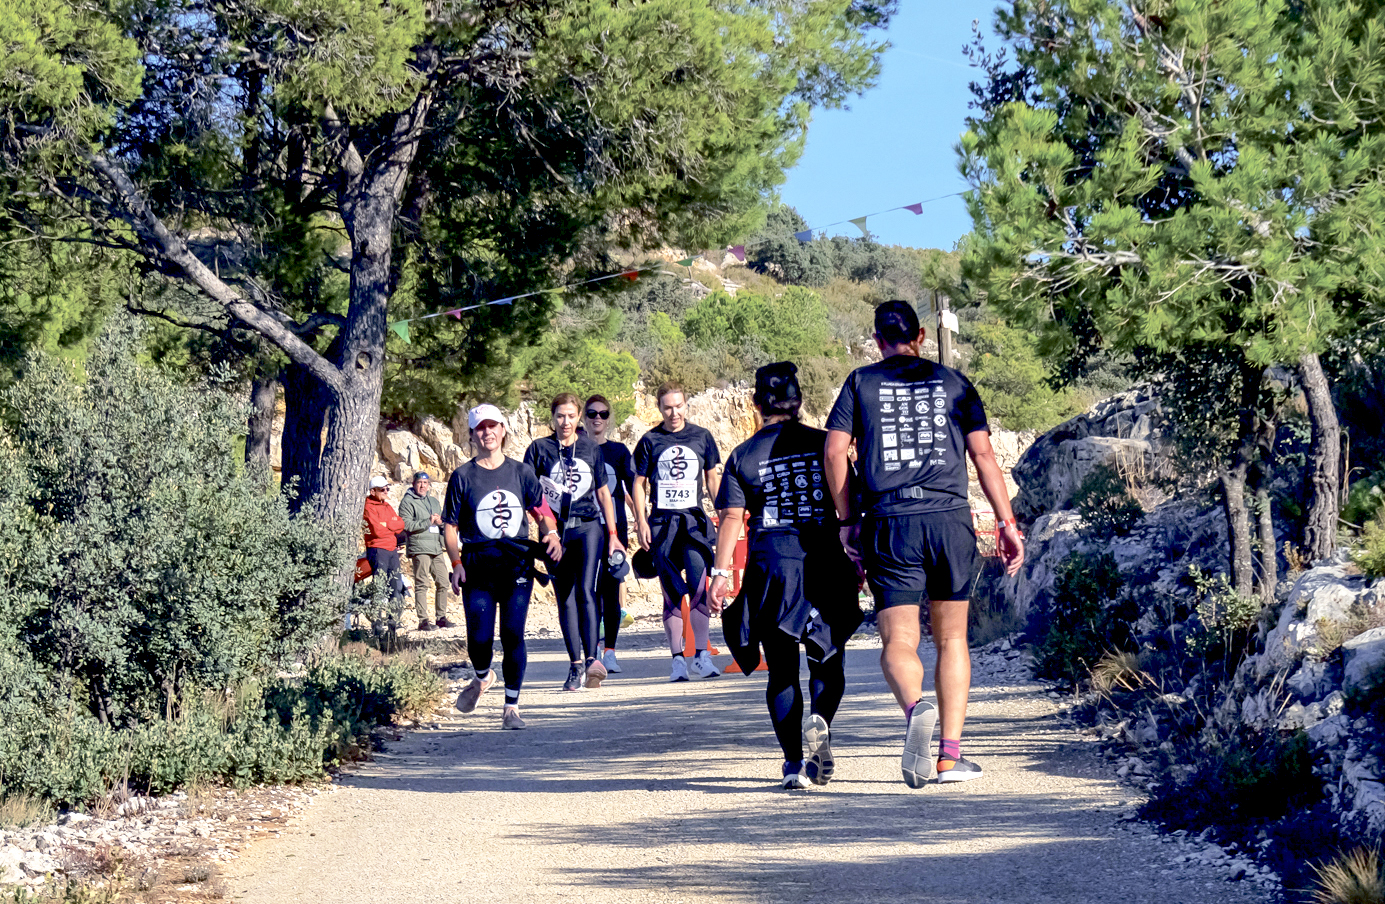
xmin=632 ymin=382 xmax=723 ymax=683
xmin=710 ymin=362 xmax=863 ymax=789
xmin=524 ymin=392 xmax=625 ymax=691
xmin=444 ymin=404 xmax=563 ymax=731
xmin=583 ymin=394 xmax=634 ymax=676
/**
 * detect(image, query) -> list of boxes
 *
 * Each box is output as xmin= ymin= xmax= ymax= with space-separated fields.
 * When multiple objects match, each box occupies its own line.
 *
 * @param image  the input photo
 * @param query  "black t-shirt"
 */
xmin=523 ymin=434 xmax=606 ymax=522
xmin=441 ymin=457 xmax=543 ymax=544
xmin=825 ymin=355 xmax=988 ymax=517
xmin=633 ymin=422 xmax=722 ymax=517
xmin=595 ymin=440 xmax=634 ymax=535
xmin=717 ymin=421 xmax=835 ymax=555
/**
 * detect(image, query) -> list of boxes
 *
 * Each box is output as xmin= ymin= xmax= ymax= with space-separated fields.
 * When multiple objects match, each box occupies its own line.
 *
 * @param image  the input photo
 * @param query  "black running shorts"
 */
xmin=862 ymin=508 xmax=977 ymax=609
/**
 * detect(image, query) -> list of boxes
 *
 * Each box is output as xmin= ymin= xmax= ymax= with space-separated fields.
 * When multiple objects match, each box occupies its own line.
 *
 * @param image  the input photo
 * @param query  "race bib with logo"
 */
xmin=656 ymin=445 xmax=699 ymax=509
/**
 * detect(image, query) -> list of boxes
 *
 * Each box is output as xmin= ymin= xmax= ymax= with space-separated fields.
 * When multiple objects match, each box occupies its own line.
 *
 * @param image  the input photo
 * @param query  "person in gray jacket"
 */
xmin=400 ymin=471 xmax=452 ymax=631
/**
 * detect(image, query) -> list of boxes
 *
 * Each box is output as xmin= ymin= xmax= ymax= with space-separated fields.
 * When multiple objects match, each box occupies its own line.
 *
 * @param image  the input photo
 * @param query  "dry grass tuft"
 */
xmin=1090 ymin=650 xmax=1152 ymax=696
xmin=1311 ymin=848 xmax=1385 ymax=904
xmin=0 ymin=792 xmax=54 ymax=829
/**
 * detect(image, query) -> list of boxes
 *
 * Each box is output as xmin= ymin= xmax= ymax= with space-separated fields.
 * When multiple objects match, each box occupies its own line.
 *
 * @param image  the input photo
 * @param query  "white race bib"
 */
xmin=475 ymin=489 xmax=524 ymax=539
xmin=656 ymin=445 xmax=699 ymax=509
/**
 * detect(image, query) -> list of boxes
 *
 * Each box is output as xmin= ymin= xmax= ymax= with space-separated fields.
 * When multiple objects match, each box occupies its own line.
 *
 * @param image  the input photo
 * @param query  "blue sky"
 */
xmin=778 ymin=1 xmax=1001 ymax=252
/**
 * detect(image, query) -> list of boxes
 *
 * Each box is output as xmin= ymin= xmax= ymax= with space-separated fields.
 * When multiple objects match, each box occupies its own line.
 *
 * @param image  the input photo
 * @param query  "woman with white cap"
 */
xmin=524 ymin=392 xmax=626 ymax=691
xmin=444 ymin=404 xmax=563 ymax=729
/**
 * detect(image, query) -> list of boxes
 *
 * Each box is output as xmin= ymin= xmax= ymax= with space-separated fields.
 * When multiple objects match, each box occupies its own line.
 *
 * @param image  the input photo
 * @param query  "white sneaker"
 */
xmin=669 ymin=655 xmax=689 ymax=682
xmin=690 ymin=650 xmax=720 ymax=679
xmin=602 ymin=649 xmax=622 ymax=673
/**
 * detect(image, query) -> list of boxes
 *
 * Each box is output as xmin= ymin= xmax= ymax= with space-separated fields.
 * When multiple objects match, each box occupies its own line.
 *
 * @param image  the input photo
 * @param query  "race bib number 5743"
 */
xmin=655 ymin=445 xmax=698 ymax=509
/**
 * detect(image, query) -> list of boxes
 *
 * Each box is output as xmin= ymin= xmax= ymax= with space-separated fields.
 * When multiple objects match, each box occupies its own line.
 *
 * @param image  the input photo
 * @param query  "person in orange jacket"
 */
xmin=363 ymin=475 xmax=408 ymax=605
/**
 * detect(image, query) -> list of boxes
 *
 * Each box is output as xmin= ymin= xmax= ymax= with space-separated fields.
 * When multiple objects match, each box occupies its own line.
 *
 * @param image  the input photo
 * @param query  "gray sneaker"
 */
xmin=501 ymin=706 xmax=527 ymax=730
xmin=803 ymin=714 xmax=834 ymax=786
xmin=455 ymin=670 xmax=495 ymax=714
xmin=902 ymin=700 xmax=937 ymax=788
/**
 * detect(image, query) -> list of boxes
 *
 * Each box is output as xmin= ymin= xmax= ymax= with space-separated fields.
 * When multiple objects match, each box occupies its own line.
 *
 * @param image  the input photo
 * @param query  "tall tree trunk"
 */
xmin=281 ymin=360 xmax=329 ymax=512
xmin=1300 ymin=351 xmax=1342 ymax=562
xmin=1221 ymin=456 xmax=1254 ymax=600
xmin=245 ymin=374 xmax=278 ymax=476
xmin=1252 ymin=413 xmax=1278 ymax=605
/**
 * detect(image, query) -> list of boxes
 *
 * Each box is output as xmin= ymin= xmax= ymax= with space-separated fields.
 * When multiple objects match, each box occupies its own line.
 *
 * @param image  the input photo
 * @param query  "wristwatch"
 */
xmin=710 ymin=567 xmax=732 ymax=578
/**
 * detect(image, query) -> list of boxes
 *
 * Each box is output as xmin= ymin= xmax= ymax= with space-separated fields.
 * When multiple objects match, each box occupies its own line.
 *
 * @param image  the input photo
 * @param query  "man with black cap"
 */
xmin=825 ymin=300 xmax=1024 ymax=787
xmin=709 ymin=362 xmax=862 ymax=789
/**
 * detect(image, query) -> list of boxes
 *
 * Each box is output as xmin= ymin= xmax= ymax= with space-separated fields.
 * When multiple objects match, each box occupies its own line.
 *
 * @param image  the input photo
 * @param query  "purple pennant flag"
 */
xmin=904 ymin=202 xmax=923 ymax=214
xmin=794 ymin=230 xmax=812 ymax=243
xmin=729 ymin=245 xmax=746 ymax=262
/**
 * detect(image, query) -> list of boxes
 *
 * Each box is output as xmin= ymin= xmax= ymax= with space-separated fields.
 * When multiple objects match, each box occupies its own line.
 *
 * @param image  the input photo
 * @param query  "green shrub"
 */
xmin=1072 ymin=464 xmax=1145 ymax=537
xmin=962 ymin=318 xmax=1085 ymax=432
xmin=1354 ymin=502 xmax=1385 ymax=580
xmin=1343 ymin=471 xmax=1385 ymax=528
xmin=1185 ymin=564 xmax=1262 ymax=669
xmin=0 ymin=320 xmax=342 ymax=725
xmin=1035 ymin=550 xmax=1137 ymax=683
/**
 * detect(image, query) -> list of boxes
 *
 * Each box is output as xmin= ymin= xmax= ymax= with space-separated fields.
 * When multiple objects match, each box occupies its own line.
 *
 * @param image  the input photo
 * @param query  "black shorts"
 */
xmin=863 ymin=509 xmax=977 ymax=609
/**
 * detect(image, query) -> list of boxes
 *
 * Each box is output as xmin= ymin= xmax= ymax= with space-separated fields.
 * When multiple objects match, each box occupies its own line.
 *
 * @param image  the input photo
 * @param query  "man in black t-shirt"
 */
xmin=826 ymin=300 xmax=1024 ymax=788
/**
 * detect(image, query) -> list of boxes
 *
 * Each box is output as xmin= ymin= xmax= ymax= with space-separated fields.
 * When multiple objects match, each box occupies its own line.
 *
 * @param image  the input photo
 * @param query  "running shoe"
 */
xmin=669 ymin=655 xmax=689 ymax=682
xmin=585 ymin=657 xmax=607 ymax=688
xmin=620 ymin=609 xmax=634 ymax=628
xmin=416 ymin=620 xmax=438 ymax=632
xmin=901 ymin=700 xmax=938 ymax=789
xmin=781 ymin=761 xmax=810 ymax=790
xmin=501 ymin=706 xmax=527 ymax=730
xmin=936 ymin=757 xmax=984 ymax=783
xmin=690 ymin=650 xmax=721 ymax=679
xmin=602 ymin=649 xmax=622 ymax=673
xmin=454 ymin=669 xmax=495 ymax=714
xmin=802 ymin=714 xmax=835 ymax=786
xmin=562 ymin=663 xmax=584 ymax=692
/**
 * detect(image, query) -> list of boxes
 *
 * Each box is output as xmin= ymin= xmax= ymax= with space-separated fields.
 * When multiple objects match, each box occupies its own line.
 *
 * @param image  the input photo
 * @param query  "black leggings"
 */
xmin=555 ymin=519 xmax=603 ymax=663
xmin=658 ymin=536 xmax=711 ymax=619
xmin=761 ymin=628 xmax=846 ymax=763
xmin=463 ymin=578 xmax=532 ymax=697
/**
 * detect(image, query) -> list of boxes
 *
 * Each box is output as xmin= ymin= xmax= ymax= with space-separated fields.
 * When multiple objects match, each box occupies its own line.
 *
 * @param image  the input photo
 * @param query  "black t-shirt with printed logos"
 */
xmin=523 ymin=434 xmax=606 ymax=522
xmin=716 ymin=421 xmax=835 ymax=555
xmin=633 ymin=423 xmax=722 ymax=518
xmin=441 ymin=457 xmax=543 ymax=544
xmin=825 ymin=355 xmax=988 ymax=517
xmin=595 ymin=439 xmax=633 ymax=536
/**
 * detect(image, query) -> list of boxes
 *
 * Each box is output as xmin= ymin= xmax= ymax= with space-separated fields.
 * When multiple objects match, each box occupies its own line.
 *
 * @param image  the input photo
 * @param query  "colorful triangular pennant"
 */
xmin=849 ymin=216 xmax=869 ymax=237
xmin=904 ymin=203 xmax=923 ymax=214
xmin=621 ymin=270 xmax=639 ymax=282
xmin=729 ymin=245 xmax=746 ymax=262
xmin=448 ymin=309 xmax=463 ymax=320
xmin=390 ymin=320 xmax=410 ymax=343
xmin=675 ymin=257 xmax=698 ymax=267
xmin=794 ymin=230 xmax=812 ymax=242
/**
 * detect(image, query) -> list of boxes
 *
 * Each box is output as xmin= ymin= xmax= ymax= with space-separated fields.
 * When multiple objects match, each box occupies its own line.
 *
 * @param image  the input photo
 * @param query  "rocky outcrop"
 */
xmin=1012 ymin=386 xmax=1164 ymax=522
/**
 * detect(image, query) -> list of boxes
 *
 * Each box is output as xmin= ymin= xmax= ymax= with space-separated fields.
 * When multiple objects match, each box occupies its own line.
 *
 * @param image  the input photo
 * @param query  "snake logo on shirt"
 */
xmin=549 ymin=458 xmax=593 ymax=499
xmin=476 ymin=489 xmax=523 ymax=539
xmin=655 ymin=445 xmax=699 ymax=509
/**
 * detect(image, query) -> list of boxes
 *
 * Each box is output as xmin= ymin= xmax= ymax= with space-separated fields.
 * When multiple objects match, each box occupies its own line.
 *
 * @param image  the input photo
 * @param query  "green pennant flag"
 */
xmin=849 ymin=216 xmax=869 ymax=237
xmin=390 ymin=320 xmax=410 ymax=344
xmin=675 ymin=257 xmax=698 ymax=267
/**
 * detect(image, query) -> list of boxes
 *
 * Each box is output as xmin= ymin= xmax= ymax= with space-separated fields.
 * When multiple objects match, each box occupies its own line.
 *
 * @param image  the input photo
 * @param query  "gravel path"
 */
xmin=227 ymin=629 xmax=1275 ymax=904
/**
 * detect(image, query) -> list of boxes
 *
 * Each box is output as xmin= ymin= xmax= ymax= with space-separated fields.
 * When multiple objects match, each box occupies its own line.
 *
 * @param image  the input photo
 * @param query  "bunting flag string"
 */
xmin=384 ymin=190 xmax=966 ymax=334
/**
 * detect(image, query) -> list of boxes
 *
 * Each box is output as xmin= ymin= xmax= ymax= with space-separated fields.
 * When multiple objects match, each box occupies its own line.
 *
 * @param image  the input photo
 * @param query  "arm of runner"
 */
xmin=632 ymin=475 xmax=651 ymax=549
xmin=596 ymin=484 xmax=625 ymax=554
xmin=530 ymin=505 xmax=564 ymax=562
xmin=708 ymin=505 xmax=745 ymax=613
xmin=703 ymin=464 xmax=721 ymax=508
xmin=966 ymin=429 xmax=1025 ymax=576
xmin=445 ymin=524 xmax=465 ymax=593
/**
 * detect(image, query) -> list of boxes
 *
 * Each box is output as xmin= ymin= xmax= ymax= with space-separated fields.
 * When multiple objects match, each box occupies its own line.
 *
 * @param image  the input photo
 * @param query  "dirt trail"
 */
xmin=227 ymin=630 xmax=1272 ymax=904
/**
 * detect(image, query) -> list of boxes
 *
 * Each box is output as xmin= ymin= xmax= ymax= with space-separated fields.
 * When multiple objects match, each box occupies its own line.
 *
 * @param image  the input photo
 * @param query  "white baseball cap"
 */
xmin=468 ymin=404 xmax=507 ymax=430
xmin=369 ymin=476 xmax=389 ymax=489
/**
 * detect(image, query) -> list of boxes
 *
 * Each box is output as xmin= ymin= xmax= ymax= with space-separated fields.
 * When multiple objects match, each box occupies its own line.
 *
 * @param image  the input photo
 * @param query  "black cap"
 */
xmin=874 ymin=300 xmax=922 ymax=345
xmin=631 ymin=548 xmax=659 ymax=580
xmin=753 ymin=361 xmax=801 ymax=409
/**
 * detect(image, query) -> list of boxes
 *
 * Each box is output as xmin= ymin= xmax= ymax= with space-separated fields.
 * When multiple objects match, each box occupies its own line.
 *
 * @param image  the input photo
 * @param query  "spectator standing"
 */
xmin=362 ymin=475 xmax=407 ymax=606
xmin=399 ymin=470 xmax=451 ymax=631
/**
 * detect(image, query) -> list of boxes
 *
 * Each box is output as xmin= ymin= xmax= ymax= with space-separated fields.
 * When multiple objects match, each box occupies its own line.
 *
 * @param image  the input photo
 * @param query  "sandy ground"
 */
xmin=226 ymin=628 xmax=1273 ymax=904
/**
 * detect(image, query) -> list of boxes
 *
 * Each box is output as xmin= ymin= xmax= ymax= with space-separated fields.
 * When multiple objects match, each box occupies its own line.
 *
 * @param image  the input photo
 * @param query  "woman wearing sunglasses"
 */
xmin=525 ymin=392 xmax=626 ymax=691
xmin=584 ymin=394 xmax=634 ymax=674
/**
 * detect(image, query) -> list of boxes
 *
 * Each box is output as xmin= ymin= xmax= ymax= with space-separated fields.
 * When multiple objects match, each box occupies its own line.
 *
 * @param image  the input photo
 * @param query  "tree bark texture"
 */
xmin=1221 ymin=458 xmax=1254 ymax=600
xmin=1299 ymin=351 xmax=1342 ymax=561
xmin=245 ymin=375 xmax=278 ymax=474
xmin=1252 ymin=413 xmax=1278 ymax=605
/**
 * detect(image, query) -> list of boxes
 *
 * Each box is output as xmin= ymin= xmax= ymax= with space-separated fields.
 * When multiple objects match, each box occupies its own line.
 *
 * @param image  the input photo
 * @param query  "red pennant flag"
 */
xmin=904 ymin=203 xmax=924 ymax=214
xmin=621 ymin=270 xmax=639 ymax=282
xmin=729 ymin=245 xmax=746 ymax=262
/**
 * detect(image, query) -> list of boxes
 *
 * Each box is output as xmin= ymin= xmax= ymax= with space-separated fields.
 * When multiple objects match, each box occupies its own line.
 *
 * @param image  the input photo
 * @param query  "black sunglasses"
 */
xmin=585 ymin=409 xmax=611 ymax=420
